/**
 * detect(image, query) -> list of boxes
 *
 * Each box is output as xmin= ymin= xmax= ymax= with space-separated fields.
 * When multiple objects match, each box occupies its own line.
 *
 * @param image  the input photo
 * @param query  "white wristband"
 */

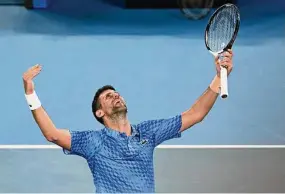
xmin=25 ymin=91 xmax=42 ymax=110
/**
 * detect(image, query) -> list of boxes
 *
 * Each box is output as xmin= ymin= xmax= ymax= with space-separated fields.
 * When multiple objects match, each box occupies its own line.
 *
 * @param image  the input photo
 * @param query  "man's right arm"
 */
xmin=23 ymin=64 xmax=71 ymax=151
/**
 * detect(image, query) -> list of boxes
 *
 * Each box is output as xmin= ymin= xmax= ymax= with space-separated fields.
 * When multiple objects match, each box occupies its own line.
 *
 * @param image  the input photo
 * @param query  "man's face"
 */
xmin=96 ymin=89 xmax=127 ymax=118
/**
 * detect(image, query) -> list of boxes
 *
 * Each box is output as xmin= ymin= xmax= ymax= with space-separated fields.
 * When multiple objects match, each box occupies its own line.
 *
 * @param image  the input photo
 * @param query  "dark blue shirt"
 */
xmin=63 ymin=114 xmax=182 ymax=193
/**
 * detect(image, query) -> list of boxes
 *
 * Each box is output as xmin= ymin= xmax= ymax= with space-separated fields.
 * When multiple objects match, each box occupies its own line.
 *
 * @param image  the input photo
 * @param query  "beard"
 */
xmin=112 ymin=104 xmax=127 ymax=114
xmin=109 ymin=100 xmax=128 ymax=118
xmin=106 ymin=106 xmax=127 ymax=123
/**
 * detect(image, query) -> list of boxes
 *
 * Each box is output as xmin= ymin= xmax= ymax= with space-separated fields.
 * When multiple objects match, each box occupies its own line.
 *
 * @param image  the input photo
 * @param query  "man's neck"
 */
xmin=105 ymin=113 xmax=131 ymax=136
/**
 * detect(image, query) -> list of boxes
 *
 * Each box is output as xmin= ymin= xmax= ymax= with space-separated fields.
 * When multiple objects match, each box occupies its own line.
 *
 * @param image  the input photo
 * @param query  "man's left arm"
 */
xmin=180 ymin=49 xmax=233 ymax=132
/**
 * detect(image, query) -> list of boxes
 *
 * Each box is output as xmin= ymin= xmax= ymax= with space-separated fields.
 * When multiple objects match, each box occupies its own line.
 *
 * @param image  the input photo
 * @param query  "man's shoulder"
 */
xmin=134 ymin=114 xmax=181 ymax=128
xmin=134 ymin=119 xmax=163 ymax=129
xmin=69 ymin=128 xmax=106 ymax=140
xmin=70 ymin=128 xmax=104 ymax=133
xmin=132 ymin=118 xmax=166 ymax=136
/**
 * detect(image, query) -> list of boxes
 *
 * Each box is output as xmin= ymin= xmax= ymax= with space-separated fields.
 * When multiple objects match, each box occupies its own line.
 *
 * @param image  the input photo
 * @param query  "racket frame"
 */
xmin=204 ymin=3 xmax=240 ymax=99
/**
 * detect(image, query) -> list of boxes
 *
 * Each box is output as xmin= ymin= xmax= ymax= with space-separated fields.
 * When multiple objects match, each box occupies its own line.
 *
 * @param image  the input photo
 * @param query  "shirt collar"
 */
xmin=104 ymin=124 xmax=140 ymax=139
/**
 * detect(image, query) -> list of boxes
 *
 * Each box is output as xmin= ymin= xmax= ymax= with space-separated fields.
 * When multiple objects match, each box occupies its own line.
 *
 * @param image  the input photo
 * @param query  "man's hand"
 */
xmin=22 ymin=64 xmax=42 ymax=95
xmin=214 ymin=49 xmax=233 ymax=77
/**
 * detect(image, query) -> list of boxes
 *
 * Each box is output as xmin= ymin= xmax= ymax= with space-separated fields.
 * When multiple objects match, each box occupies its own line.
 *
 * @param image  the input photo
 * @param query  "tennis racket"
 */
xmin=204 ymin=3 xmax=240 ymax=98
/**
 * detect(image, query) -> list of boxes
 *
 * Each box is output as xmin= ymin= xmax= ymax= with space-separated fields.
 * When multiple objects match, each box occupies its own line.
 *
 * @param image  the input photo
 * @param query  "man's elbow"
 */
xmin=195 ymin=111 xmax=208 ymax=124
xmin=181 ymin=111 xmax=205 ymax=131
xmin=44 ymin=130 xmax=59 ymax=142
xmin=45 ymin=135 xmax=58 ymax=142
xmin=195 ymin=113 xmax=206 ymax=123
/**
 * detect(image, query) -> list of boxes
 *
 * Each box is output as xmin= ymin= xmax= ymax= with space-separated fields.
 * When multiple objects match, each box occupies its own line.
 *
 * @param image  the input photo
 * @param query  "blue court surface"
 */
xmin=0 ymin=0 xmax=284 ymax=193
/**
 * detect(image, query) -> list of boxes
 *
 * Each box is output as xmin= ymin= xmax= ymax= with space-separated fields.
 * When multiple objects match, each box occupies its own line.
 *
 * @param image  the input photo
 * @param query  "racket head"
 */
xmin=204 ymin=3 xmax=240 ymax=54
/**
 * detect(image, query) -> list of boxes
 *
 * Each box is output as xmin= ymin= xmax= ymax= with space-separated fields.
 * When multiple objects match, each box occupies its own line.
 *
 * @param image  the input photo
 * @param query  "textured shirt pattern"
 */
xmin=63 ymin=114 xmax=182 ymax=193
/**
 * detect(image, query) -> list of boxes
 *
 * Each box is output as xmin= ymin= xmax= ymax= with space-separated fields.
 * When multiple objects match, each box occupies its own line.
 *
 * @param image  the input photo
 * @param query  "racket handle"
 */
xmin=220 ymin=66 xmax=228 ymax=98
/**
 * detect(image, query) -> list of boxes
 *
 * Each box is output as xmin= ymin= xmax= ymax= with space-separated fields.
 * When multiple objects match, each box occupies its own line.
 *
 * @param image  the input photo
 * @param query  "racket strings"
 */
xmin=207 ymin=6 xmax=238 ymax=52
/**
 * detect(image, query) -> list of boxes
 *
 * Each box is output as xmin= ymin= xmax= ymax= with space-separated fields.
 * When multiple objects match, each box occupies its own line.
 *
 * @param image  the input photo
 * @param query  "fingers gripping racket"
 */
xmin=205 ymin=3 xmax=240 ymax=98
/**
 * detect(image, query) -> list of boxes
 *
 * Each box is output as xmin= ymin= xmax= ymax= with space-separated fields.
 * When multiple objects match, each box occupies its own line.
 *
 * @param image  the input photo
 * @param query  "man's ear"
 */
xmin=96 ymin=109 xmax=104 ymax=118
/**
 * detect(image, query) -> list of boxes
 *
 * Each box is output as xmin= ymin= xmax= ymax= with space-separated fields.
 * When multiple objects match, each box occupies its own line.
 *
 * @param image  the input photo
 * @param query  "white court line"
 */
xmin=0 ymin=145 xmax=285 ymax=149
xmin=158 ymin=145 xmax=285 ymax=149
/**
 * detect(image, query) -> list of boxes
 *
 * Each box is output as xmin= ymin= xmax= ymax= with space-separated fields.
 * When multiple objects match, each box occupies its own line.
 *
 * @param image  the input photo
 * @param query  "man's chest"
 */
xmin=98 ymin=135 xmax=154 ymax=161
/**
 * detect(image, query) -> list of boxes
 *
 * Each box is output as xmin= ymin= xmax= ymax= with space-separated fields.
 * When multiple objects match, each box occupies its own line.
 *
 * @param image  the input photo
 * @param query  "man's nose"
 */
xmin=114 ymin=93 xmax=119 ymax=98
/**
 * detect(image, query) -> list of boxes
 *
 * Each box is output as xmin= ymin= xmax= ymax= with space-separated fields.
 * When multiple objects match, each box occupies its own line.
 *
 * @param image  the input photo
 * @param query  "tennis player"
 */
xmin=22 ymin=50 xmax=233 ymax=193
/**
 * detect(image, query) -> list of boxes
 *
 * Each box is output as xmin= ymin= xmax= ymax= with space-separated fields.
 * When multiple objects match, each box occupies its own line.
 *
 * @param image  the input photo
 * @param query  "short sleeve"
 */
xmin=153 ymin=114 xmax=182 ymax=146
xmin=63 ymin=130 xmax=101 ymax=159
xmin=139 ymin=115 xmax=182 ymax=147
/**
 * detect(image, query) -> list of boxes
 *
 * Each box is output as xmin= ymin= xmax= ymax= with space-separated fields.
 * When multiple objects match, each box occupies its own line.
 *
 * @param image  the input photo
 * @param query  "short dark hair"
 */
xmin=92 ymin=85 xmax=116 ymax=125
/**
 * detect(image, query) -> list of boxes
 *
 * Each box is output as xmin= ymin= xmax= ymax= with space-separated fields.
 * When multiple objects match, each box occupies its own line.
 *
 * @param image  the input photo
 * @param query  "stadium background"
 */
xmin=0 ymin=0 xmax=284 ymax=192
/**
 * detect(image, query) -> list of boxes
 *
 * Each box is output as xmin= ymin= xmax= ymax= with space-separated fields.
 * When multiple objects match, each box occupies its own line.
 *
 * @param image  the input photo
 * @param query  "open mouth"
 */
xmin=113 ymin=99 xmax=121 ymax=105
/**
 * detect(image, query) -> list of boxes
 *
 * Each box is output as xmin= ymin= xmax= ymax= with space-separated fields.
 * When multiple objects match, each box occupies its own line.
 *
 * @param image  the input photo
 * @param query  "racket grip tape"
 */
xmin=220 ymin=66 xmax=228 ymax=98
